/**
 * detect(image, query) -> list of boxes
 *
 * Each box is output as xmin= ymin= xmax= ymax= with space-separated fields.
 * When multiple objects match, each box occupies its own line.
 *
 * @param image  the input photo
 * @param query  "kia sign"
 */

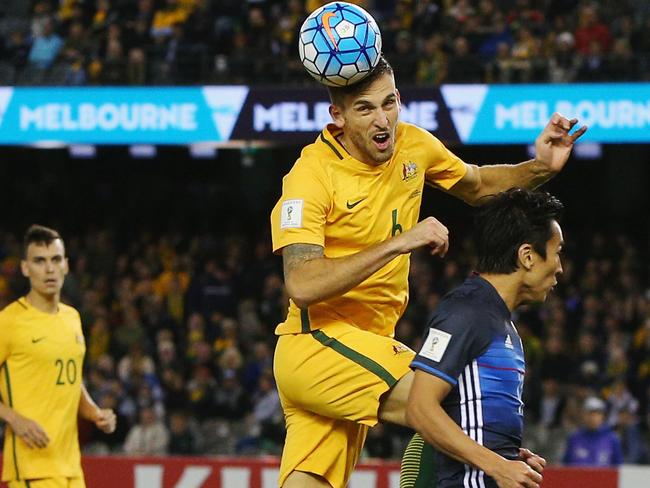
xmin=0 ymin=84 xmax=649 ymax=145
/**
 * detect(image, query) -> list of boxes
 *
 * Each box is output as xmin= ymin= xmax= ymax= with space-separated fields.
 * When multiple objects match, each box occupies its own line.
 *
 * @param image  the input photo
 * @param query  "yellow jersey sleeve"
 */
xmin=271 ymin=158 xmax=332 ymax=254
xmin=408 ymin=125 xmax=467 ymax=190
xmin=0 ymin=311 xmax=10 ymax=365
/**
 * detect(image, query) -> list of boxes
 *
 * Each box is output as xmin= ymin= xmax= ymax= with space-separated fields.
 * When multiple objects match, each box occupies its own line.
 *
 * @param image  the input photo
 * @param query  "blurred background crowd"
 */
xmin=0 ymin=0 xmax=649 ymax=85
xmin=0 ymin=215 xmax=647 ymax=464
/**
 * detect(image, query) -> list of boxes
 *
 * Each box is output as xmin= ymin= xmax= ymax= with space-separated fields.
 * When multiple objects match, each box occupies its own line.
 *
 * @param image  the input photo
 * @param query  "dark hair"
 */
xmin=326 ymin=55 xmax=394 ymax=107
xmin=23 ymin=224 xmax=63 ymax=258
xmin=474 ymin=188 xmax=563 ymax=274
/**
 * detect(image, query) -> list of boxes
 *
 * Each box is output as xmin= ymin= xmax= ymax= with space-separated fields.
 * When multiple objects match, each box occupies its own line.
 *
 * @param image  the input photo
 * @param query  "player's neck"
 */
xmin=25 ymin=290 xmax=60 ymax=314
xmin=479 ymin=273 xmax=520 ymax=312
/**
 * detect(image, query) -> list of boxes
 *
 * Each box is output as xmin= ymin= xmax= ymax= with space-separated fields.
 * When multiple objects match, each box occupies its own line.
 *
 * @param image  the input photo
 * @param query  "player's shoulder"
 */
xmin=0 ymin=298 xmax=29 ymax=320
xmin=434 ymin=278 xmax=491 ymax=323
xmin=58 ymin=302 xmax=81 ymax=321
xmin=397 ymin=121 xmax=438 ymax=143
xmin=0 ymin=300 xmax=31 ymax=334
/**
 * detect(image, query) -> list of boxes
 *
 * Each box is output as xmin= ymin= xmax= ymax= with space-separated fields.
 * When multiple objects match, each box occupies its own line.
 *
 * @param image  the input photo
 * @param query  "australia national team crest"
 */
xmin=402 ymin=161 xmax=418 ymax=182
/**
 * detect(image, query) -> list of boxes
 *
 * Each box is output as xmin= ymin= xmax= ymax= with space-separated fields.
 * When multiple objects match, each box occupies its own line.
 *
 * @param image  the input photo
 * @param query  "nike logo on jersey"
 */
xmin=31 ymin=337 xmax=46 ymax=343
xmin=505 ymin=334 xmax=514 ymax=349
xmin=346 ymin=198 xmax=365 ymax=209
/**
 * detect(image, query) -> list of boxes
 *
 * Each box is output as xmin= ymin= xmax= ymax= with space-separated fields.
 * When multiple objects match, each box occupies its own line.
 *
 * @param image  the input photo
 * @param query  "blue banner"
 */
xmin=0 ymin=84 xmax=649 ymax=145
xmin=441 ymin=84 xmax=650 ymax=144
xmin=0 ymin=87 xmax=249 ymax=144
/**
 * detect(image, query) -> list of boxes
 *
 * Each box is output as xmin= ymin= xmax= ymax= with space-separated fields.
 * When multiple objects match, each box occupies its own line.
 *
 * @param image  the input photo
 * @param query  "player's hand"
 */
xmin=9 ymin=413 xmax=50 ymax=449
xmin=534 ymin=112 xmax=587 ymax=174
xmin=519 ymin=447 xmax=547 ymax=475
xmin=94 ymin=408 xmax=117 ymax=434
xmin=491 ymin=459 xmax=542 ymax=488
xmin=395 ymin=216 xmax=449 ymax=257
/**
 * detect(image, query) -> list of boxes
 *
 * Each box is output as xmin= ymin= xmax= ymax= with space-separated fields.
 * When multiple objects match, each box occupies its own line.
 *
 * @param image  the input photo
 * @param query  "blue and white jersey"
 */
xmin=411 ymin=275 xmax=525 ymax=488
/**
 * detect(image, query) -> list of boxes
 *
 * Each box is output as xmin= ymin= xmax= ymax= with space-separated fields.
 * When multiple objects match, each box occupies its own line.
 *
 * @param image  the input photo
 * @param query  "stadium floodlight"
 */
xmin=573 ymin=142 xmax=602 ymax=160
xmin=69 ymin=145 xmax=97 ymax=158
xmin=129 ymin=144 xmax=157 ymax=158
xmin=189 ymin=144 xmax=217 ymax=159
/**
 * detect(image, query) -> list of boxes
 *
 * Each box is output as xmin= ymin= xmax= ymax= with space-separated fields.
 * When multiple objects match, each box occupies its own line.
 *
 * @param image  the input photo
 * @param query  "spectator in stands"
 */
xmin=124 ymin=405 xmax=170 ymax=455
xmin=574 ymin=5 xmax=612 ymax=56
xmin=151 ymin=0 xmax=190 ymax=41
xmin=446 ymin=35 xmax=484 ymax=83
xmin=389 ymin=31 xmax=419 ymax=85
xmin=548 ymin=32 xmax=579 ymax=83
xmin=168 ymin=410 xmax=200 ymax=455
xmin=415 ymin=33 xmax=447 ymax=86
xmin=213 ymin=368 xmax=249 ymax=420
xmin=563 ymin=396 xmax=623 ymax=466
xmin=27 ymin=17 xmax=63 ymax=70
xmin=615 ymin=399 xmax=648 ymax=464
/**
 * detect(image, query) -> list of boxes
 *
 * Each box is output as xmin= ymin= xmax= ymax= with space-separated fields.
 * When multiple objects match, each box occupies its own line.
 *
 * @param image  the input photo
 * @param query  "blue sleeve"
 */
xmin=562 ymin=436 xmax=575 ymax=465
xmin=411 ymin=299 xmax=492 ymax=386
xmin=611 ymin=434 xmax=624 ymax=466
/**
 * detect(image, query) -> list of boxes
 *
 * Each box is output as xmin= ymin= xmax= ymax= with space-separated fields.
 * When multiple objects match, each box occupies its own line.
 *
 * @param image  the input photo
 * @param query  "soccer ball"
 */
xmin=298 ymin=2 xmax=382 ymax=87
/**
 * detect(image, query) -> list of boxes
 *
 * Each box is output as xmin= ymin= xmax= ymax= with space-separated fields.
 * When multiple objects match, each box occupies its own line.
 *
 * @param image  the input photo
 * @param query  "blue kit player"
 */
xmin=405 ymin=188 xmax=562 ymax=488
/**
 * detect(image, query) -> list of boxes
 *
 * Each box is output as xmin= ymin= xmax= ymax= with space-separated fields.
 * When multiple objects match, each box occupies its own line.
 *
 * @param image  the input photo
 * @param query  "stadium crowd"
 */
xmin=0 ymin=223 xmax=647 ymax=464
xmin=0 ymin=0 xmax=649 ymax=85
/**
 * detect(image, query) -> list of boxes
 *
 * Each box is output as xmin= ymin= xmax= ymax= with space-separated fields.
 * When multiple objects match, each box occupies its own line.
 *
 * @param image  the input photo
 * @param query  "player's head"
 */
xmin=327 ymin=56 xmax=400 ymax=166
xmin=474 ymin=188 xmax=564 ymax=303
xmin=21 ymin=224 xmax=68 ymax=297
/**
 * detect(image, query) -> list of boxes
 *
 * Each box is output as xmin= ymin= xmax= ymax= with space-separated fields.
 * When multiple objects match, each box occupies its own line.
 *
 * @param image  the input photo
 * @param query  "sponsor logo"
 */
xmin=322 ymin=12 xmax=339 ymax=50
xmin=346 ymin=198 xmax=365 ymax=209
xmin=31 ymin=337 xmax=46 ymax=344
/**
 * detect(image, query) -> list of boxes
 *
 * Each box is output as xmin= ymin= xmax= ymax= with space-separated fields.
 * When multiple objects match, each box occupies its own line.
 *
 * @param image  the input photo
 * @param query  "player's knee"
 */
xmin=282 ymin=470 xmax=332 ymax=488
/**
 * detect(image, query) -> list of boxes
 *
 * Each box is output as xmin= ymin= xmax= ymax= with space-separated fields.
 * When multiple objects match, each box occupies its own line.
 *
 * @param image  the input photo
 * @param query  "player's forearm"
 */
xmin=78 ymin=384 xmax=101 ymax=421
xmin=0 ymin=401 xmax=18 ymax=425
xmin=475 ymin=160 xmax=554 ymax=198
xmin=407 ymin=399 xmax=508 ymax=478
xmin=285 ymin=237 xmax=404 ymax=308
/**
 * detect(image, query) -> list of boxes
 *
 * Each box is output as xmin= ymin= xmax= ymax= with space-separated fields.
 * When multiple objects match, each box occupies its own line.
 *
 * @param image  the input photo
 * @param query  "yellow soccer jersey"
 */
xmin=271 ymin=122 xmax=467 ymax=337
xmin=0 ymin=298 xmax=86 ymax=481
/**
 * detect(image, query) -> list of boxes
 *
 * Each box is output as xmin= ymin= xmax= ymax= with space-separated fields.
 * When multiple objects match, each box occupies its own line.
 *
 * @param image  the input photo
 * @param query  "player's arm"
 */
xmin=445 ymin=113 xmax=587 ymax=205
xmin=0 ymin=401 xmax=50 ymax=448
xmin=406 ymin=371 xmax=542 ymax=488
xmin=282 ymin=216 xmax=449 ymax=308
xmin=79 ymin=383 xmax=116 ymax=433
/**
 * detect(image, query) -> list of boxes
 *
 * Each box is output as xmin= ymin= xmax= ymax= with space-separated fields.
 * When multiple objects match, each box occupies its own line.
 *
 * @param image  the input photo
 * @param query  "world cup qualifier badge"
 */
xmin=402 ymin=161 xmax=418 ymax=182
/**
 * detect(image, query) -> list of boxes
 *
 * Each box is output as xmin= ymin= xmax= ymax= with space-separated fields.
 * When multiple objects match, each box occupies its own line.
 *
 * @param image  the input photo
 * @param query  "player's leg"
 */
xmin=282 ymin=471 xmax=331 ymax=488
xmin=276 ymin=402 xmax=368 ymax=488
xmin=67 ymin=475 xmax=86 ymax=488
xmin=10 ymin=477 xmax=72 ymax=488
xmin=378 ymin=370 xmax=414 ymax=426
xmin=274 ymin=323 xmax=414 ymax=487
xmin=400 ymin=433 xmax=438 ymax=488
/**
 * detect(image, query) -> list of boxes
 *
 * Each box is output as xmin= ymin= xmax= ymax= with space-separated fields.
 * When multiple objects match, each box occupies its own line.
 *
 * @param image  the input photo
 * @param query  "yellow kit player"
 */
xmin=271 ymin=56 xmax=586 ymax=488
xmin=0 ymin=225 xmax=116 ymax=488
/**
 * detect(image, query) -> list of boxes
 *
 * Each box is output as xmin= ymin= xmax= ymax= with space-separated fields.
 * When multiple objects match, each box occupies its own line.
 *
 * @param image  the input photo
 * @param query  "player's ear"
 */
xmin=63 ymin=257 xmax=69 ymax=276
xmin=396 ymin=88 xmax=402 ymax=110
xmin=518 ymin=243 xmax=534 ymax=271
xmin=329 ymin=103 xmax=345 ymax=129
xmin=20 ymin=259 xmax=29 ymax=278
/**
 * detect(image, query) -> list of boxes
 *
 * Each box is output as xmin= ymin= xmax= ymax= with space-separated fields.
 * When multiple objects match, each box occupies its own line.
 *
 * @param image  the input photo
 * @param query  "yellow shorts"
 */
xmin=8 ymin=477 xmax=85 ymax=488
xmin=274 ymin=322 xmax=414 ymax=487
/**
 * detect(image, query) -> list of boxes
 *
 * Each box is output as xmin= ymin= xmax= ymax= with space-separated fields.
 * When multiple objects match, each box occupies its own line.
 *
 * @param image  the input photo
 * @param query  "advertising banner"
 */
xmin=0 ymin=456 xmax=642 ymax=488
xmin=0 ymin=84 xmax=649 ymax=145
